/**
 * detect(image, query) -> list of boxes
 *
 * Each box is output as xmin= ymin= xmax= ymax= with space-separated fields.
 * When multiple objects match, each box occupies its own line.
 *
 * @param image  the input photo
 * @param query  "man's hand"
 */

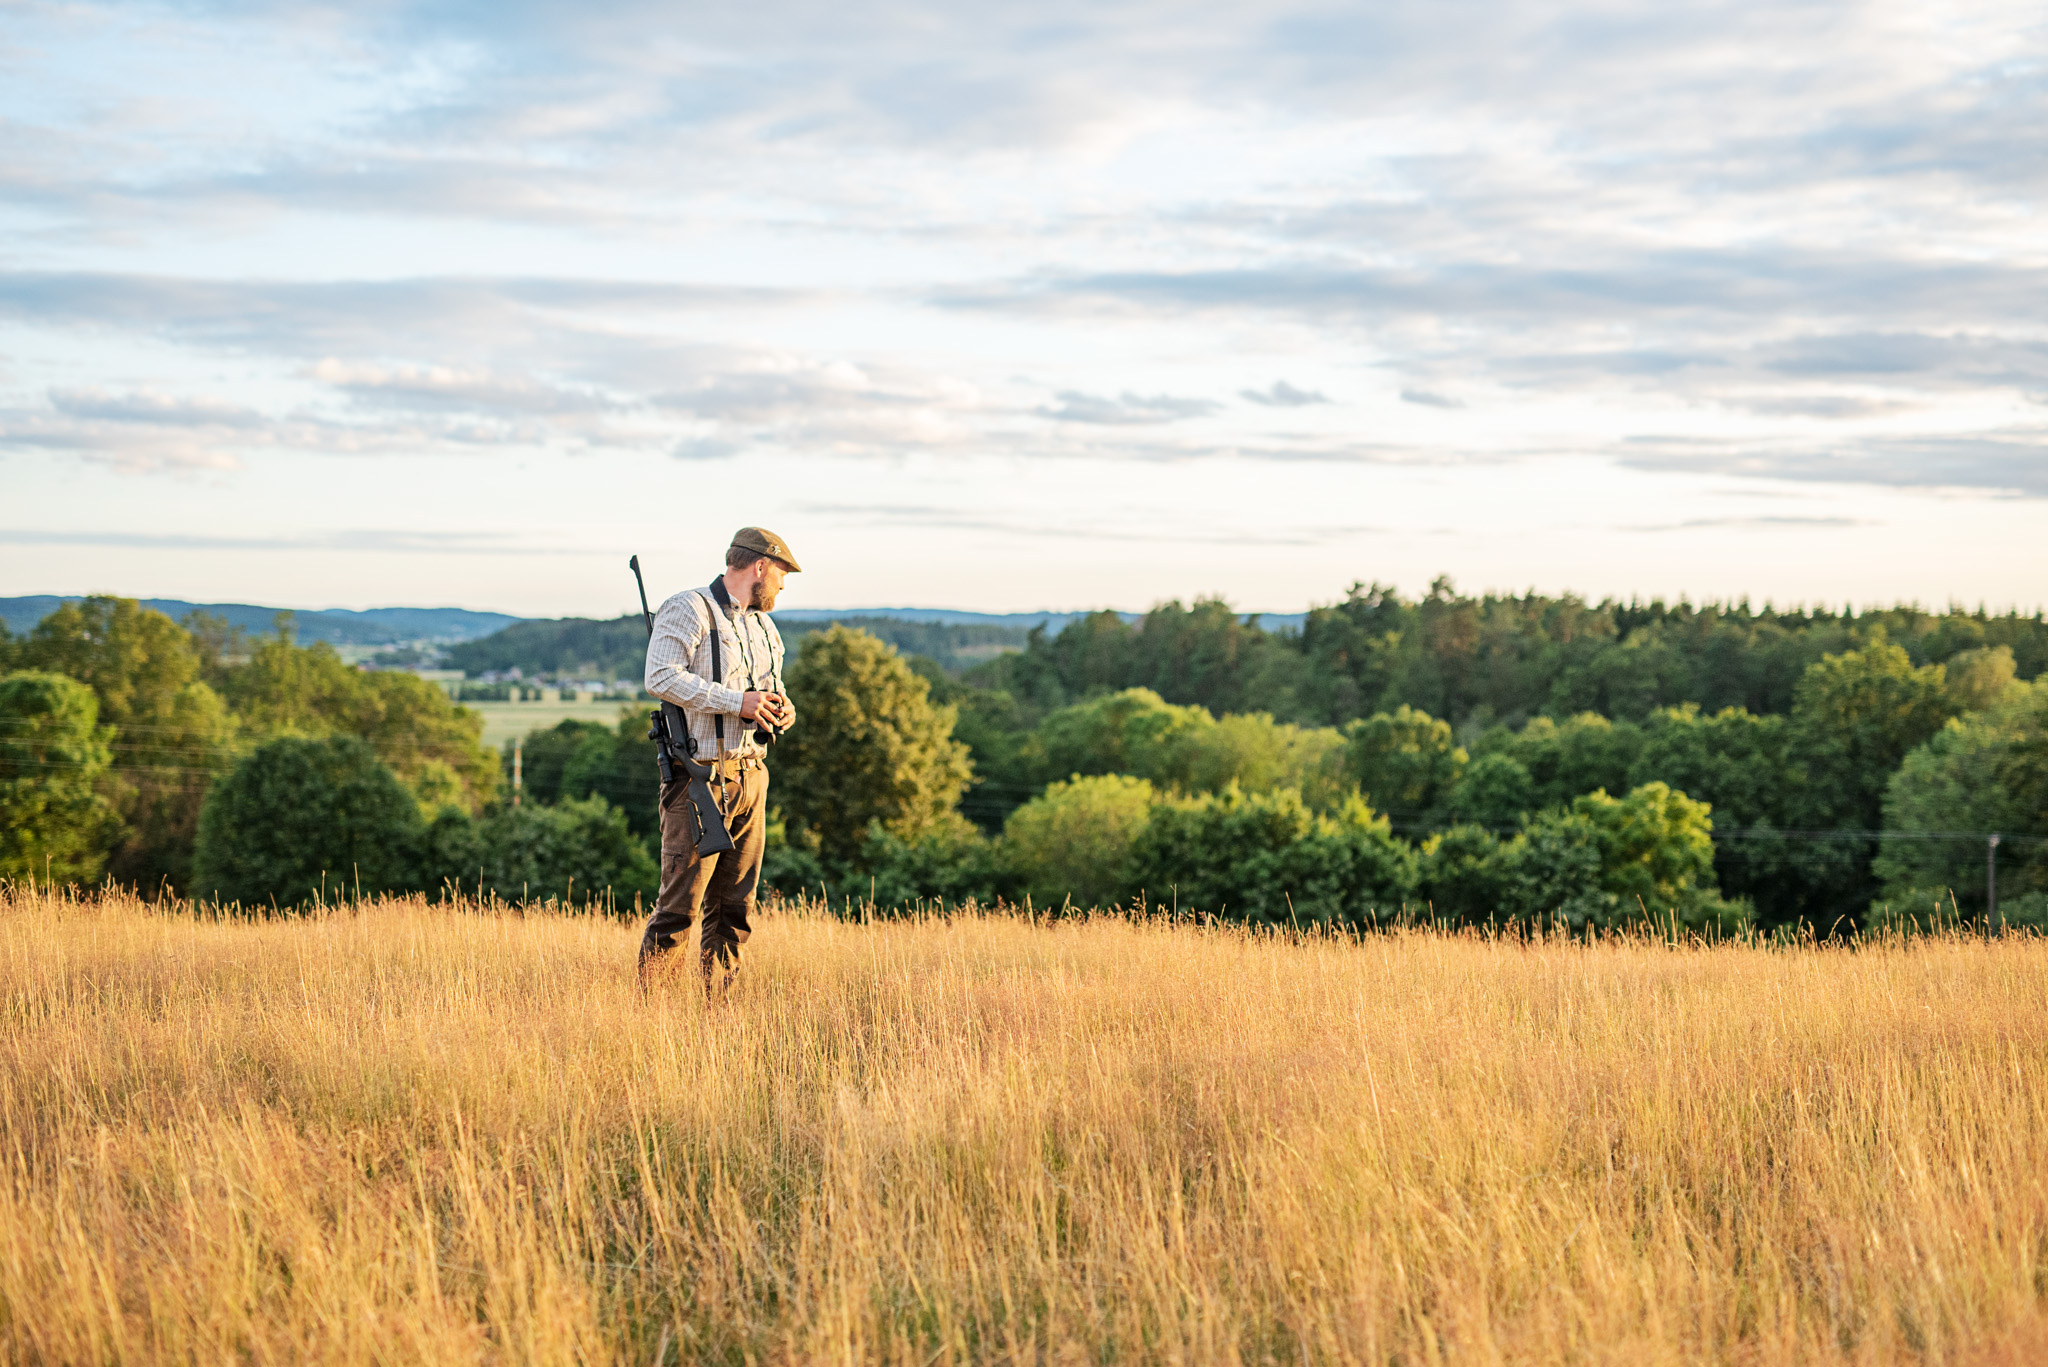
xmin=740 ymin=691 xmax=794 ymax=728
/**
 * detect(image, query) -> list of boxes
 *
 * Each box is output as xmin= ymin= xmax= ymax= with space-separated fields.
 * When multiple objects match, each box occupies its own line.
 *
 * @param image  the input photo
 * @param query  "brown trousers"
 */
xmin=640 ymin=761 xmax=769 ymax=990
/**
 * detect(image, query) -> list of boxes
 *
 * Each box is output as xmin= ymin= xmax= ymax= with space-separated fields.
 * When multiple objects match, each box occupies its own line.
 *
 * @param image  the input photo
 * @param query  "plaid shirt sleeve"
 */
xmin=644 ymin=591 xmax=748 ymax=718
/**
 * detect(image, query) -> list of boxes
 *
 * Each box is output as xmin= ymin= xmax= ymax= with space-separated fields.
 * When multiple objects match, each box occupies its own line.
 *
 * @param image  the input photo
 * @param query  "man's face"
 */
xmin=750 ymin=559 xmax=790 ymax=611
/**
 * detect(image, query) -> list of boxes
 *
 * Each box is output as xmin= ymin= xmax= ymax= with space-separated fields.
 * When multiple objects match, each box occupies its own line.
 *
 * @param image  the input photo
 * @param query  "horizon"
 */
xmin=7 ymin=583 xmax=2046 ymax=626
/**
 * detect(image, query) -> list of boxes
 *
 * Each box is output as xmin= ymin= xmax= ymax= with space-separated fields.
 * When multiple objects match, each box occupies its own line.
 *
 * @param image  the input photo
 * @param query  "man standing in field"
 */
xmin=639 ymin=527 xmax=800 ymax=991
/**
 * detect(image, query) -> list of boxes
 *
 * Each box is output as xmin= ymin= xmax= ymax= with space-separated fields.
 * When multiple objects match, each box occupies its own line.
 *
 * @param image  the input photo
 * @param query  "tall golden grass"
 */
xmin=2 ymin=883 xmax=2045 ymax=1365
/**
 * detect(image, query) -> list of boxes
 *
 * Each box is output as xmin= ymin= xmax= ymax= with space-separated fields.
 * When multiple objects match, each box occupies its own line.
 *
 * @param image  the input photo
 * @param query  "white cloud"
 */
xmin=1241 ymin=381 xmax=1329 ymax=407
xmin=0 ymin=0 xmax=2043 ymax=606
xmin=1042 ymin=390 xmax=1221 ymax=424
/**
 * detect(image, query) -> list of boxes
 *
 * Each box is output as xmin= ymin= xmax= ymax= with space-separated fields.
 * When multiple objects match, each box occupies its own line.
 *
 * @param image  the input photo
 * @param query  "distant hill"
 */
xmin=0 ymin=596 xmax=521 ymax=646
xmin=775 ymin=607 xmax=1309 ymax=632
xmin=776 ymin=608 xmax=1133 ymax=630
xmin=442 ymin=612 xmax=1040 ymax=681
xmin=0 ymin=594 xmax=1304 ymax=668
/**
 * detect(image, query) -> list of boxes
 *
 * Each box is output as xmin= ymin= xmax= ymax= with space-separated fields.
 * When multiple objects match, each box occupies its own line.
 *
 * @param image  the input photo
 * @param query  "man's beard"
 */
xmin=750 ymin=580 xmax=779 ymax=611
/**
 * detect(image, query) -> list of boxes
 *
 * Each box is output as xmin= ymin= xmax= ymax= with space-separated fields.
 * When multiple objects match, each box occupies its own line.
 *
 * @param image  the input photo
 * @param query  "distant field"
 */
xmin=5 ymin=885 xmax=2046 ymax=1365
xmin=464 ymin=697 xmax=642 ymax=747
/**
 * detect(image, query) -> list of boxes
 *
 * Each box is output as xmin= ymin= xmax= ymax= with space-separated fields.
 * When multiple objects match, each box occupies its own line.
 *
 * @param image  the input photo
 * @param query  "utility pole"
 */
xmin=513 ymin=737 xmax=523 ymax=808
xmin=1988 ymin=833 xmax=2000 ymax=933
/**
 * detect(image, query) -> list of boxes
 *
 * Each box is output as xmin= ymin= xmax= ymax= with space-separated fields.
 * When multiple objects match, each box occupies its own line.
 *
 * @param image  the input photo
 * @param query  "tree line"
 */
xmin=0 ymin=599 xmax=641 ymax=907
xmin=4 ymin=585 xmax=2044 ymax=933
xmin=970 ymin=579 xmax=2048 ymax=726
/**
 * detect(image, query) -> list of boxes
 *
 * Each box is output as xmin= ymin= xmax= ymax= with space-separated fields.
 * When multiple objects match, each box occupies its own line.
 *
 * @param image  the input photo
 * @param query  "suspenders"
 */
xmin=695 ymin=584 xmax=727 ymax=751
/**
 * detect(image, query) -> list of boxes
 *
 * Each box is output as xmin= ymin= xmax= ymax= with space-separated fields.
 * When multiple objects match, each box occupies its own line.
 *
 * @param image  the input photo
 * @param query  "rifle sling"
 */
xmin=703 ymin=579 xmax=730 ymax=746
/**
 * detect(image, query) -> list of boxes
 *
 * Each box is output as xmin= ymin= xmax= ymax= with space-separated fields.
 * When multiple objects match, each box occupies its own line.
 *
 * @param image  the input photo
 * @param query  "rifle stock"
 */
xmin=632 ymin=556 xmax=737 ymax=858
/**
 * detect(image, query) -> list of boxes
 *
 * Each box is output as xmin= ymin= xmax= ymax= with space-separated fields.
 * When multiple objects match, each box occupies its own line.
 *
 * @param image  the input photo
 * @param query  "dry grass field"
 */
xmin=3 ymin=885 xmax=2046 ymax=1366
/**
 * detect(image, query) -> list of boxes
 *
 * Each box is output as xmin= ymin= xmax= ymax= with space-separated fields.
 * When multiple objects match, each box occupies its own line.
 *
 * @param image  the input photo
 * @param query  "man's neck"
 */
xmin=717 ymin=570 xmax=753 ymax=610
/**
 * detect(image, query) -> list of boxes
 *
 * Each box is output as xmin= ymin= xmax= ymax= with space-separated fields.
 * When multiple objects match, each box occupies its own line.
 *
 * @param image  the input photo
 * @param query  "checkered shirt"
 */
xmin=642 ymin=585 xmax=788 ymax=761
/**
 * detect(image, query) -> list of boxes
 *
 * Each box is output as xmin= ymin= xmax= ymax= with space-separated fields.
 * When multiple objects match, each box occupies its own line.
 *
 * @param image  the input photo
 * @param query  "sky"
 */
xmin=2 ymin=0 xmax=2045 ymax=619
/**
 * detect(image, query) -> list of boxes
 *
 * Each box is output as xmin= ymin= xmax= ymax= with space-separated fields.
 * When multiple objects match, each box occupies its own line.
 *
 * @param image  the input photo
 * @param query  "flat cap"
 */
xmin=731 ymin=526 xmax=801 ymax=572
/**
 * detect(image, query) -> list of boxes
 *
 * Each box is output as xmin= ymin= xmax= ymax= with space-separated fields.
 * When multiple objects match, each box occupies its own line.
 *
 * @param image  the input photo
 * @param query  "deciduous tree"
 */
xmin=776 ymin=626 xmax=973 ymax=865
xmin=223 ymin=630 xmax=499 ymax=811
xmin=1003 ymin=774 xmax=1157 ymax=910
xmin=0 ymin=671 xmax=119 ymax=885
xmin=192 ymin=737 xmax=424 ymax=907
xmin=17 ymin=597 xmax=235 ymax=890
xmin=1128 ymin=787 xmax=1418 ymax=928
xmin=1341 ymin=705 xmax=1466 ymax=824
xmin=1877 ymin=679 xmax=2047 ymax=924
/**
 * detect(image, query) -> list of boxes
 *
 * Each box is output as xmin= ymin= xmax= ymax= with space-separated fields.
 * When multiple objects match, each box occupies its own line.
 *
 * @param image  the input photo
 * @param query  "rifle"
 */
xmin=630 ymin=555 xmax=736 ymax=857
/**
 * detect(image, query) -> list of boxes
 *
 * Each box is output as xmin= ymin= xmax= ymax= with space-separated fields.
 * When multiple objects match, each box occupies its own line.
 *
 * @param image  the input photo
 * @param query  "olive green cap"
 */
xmin=731 ymin=526 xmax=801 ymax=572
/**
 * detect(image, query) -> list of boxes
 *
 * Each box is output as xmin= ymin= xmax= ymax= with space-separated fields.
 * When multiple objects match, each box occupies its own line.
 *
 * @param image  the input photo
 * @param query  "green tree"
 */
xmin=1445 ymin=752 xmax=1534 ymax=827
xmin=17 ymin=596 xmax=236 ymax=889
xmin=775 ymin=626 xmax=973 ymax=865
xmin=1421 ymin=782 xmax=1738 ymax=933
xmin=1566 ymin=782 xmax=1722 ymax=923
xmin=558 ymin=713 xmax=659 ymax=841
xmin=505 ymin=718 xmax=613 ymax=806
xmin=1790 ymin=637 xmax=1955 ymax=821
xmin=1418 ymin=823 xmax=1537 ymax=926
xmin=951 ymin=686 xmax=1039 ymax=829
xmin=1628 ymin=704 xmax=1805 ymax=928
xmin=1484 ymin=712 xmax=1645 ymax=811
xmin=971 ymin=598 xmax=1298 ymax=719
xmin=222 ymin=630 xmax=499 ymax=811
xmin=1782 ymin=637 xmax=1958 ymax=931
xmin=1341 ymin=705 xmax=1466 ymax=823
xmin=1183 ymin=712 xmax=1348 ymax=806
xmin=1631 ymin=706 xmax=1788 ymax=830
xmin=0 ymin=671 xmax=120 ymax=884
xmin=1002 ymin=774 xmax=1158 ymax=910
xmin=1032 ymin=688 xmax=1209 ymax=786
xmin=1025 ymin=688 xmax=1346 ymax=804
xmin=1127 ymin=788 xmax=1418 ymax=928
xmin=854 ymin=815 xmax=1007 ymax=912
xmin=1942 ymin=645 xmax=2024 ymax=714
xmin=1876 ymin=680 xmax=2048 ymax=924
xmin=192 ymin=737 xmax=424 ymax=907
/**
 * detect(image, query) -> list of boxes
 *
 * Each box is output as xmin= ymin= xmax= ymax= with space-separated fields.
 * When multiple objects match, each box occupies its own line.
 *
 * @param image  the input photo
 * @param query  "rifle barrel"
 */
xmin=629 ymin=554 xmax=656 ymax=636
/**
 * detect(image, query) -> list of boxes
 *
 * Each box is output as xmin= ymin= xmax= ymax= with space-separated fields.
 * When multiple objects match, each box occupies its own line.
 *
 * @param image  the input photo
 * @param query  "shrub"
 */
xmin=760 ymin=813 xmax=831 ymax=902
xmin=1420 ymin=823 xmax=1537 ymax=926
xmin=1128 ymin=788 xmax=1418 ymax=928
xmin=421 ymin=795 xmax=658 ymax=910
xmin=855 ymin=815 xmax=1007 ymax=912
xmin=1003 ymin=774 xmax=1158 ymax=910
xmin=1420 ymin=782 xmax=1745 ymax=934
xmin=193 ymin=737 xmax=423 ymax=907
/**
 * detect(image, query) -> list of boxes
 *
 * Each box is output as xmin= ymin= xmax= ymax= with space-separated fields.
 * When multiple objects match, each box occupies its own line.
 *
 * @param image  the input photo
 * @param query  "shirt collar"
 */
xmin=708 ymin=576 xmax=750 ymax=618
